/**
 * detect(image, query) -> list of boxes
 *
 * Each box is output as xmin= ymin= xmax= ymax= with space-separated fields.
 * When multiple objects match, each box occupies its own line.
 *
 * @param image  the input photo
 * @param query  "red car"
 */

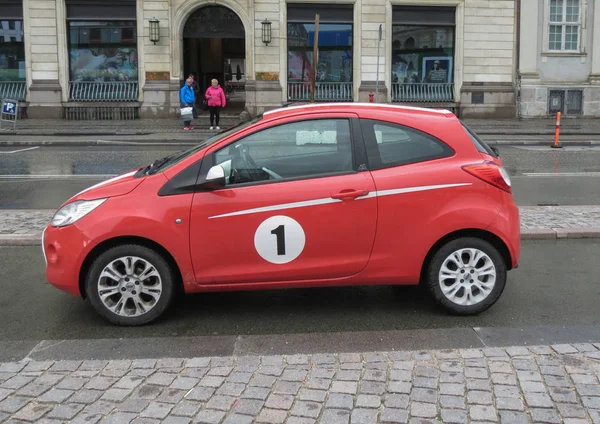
xmin=43 ymin=104 xmax=520 ymax=326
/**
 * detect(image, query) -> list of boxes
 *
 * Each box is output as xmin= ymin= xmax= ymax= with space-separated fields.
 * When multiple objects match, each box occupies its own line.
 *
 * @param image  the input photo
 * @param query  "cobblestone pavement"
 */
xmin=1 ymin=343 xmax=599 ymax=423
xmin=1 ymin=206 xmax=600 ymax=239
xmin=518 ymin=206 xmax=600 ymax=229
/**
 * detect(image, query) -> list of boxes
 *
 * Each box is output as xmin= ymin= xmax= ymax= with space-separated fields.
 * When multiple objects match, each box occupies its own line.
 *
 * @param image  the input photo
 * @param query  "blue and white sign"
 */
xmin=2 ymin=101 xmax=17 ymax=115
xmin=0 ymin=99 xmax=19 ymax=129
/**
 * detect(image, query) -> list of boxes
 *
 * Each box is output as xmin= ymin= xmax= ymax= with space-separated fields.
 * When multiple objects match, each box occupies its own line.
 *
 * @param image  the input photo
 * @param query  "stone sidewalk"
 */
xmin=2 ymin=116 xmax=600 ymax=137
xmin=1 ymin=343 xmax=600 ymax=423
xmin=1 ymin=206 xmax=600 ymax=245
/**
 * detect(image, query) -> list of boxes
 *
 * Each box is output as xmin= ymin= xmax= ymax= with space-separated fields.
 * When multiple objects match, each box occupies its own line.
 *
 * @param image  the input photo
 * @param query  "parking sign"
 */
xmin=0 ymin=99 xmax=19 ymax=129
xmin=2 ymin=101 xmax=16 ymax=115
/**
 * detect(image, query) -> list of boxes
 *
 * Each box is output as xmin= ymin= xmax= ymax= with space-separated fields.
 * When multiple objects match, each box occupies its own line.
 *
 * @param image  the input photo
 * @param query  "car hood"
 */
xmin=66 ymin=169 xmax=144 ymax=204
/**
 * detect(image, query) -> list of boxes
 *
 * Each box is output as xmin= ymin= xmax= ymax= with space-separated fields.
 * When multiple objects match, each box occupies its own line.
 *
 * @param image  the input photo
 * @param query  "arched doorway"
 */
xmin=183 ymin=6 xmax=246 ymax=111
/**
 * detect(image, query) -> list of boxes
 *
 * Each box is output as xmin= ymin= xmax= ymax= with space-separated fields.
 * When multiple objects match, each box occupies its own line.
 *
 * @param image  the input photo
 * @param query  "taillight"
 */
xmin=462 ymin=162 xmax=512 ymax=193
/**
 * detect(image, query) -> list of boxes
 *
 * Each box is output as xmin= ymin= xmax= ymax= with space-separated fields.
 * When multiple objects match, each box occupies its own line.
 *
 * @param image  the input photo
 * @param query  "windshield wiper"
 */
xmin=146 ymin=156 xmax=173 ymax=175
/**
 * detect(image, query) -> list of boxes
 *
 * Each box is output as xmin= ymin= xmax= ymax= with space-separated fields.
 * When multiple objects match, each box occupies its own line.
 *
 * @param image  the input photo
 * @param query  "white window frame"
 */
xmin=544 ymin=0 xmax=584 ymax=53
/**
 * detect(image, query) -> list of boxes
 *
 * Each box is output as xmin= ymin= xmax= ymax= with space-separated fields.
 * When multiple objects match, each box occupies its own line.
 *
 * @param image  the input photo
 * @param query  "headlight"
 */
xmin=51 ymin=198 xmax=107 ymax=227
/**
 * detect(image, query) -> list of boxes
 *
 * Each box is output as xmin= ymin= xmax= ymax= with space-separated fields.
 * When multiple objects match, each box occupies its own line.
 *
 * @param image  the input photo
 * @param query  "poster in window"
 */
xmin=316 ymin=50 xmax=352 ymax=82
xmin=422 ymin=56 xmax=452 ymax=84
xmin=69 ymin=47 xmax=138 ymax=82
xmin=288 ymin=51 xmax=313 ymax=82
xmin=392 ymin=53 xmax=420 ymax=83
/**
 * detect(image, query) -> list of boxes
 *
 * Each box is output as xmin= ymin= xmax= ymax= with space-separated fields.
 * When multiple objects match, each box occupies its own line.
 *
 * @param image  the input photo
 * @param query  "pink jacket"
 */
xmin=205 ymin=85 xmax=226 ymax=107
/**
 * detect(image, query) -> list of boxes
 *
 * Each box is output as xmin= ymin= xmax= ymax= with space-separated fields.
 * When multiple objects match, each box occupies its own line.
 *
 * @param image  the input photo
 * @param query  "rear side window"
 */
xmin=360 ymin=119 xmax=454 ymax=169
xmin=462 ymin=123 xmax=499 ymax=158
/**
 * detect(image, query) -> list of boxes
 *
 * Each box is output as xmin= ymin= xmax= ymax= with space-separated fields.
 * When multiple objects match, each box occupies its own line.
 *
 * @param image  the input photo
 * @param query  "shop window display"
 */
xmin=391 ymin=26 xmax=454 ymax=85
xmin=287 ymin=23 xmax=352 ymax=84
xmin=68 ymin=21 xmax=138 ymax=82
xmin=0 ymin=20 xmax=25 ymax=82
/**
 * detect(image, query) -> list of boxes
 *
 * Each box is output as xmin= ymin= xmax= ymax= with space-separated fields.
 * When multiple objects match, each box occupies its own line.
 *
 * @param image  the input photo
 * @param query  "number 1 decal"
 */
xmin=254 ymin=216 xmax=305 ymax=264
xmin=271 ymin=225 xmax=286 ymax=255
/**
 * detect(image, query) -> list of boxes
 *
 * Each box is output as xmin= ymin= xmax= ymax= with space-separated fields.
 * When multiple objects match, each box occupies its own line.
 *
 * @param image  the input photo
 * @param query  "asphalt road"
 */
xmin=1 ymin=145 xmax=600 ymax=209
xmin=1 ymin=240 xmax=599 ymax=344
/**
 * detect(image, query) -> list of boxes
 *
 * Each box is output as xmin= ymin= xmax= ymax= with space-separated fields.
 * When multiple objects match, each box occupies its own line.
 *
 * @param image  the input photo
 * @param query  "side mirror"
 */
xmin=201 ymin=165 xmax=226 ymax=190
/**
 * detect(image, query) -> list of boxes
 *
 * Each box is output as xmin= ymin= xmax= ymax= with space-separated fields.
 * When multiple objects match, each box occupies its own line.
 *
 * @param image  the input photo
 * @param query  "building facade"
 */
xmin=0 ymin=0 xmax=518 ymax=119
xmin=519 ymin=0 xmax=600 ymax=117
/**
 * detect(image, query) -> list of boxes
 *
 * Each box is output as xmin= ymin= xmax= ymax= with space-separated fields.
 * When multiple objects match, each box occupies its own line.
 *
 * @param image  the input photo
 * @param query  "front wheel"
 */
xmin=85 ymin=245 xmax=175 ymax=326
xmin=426 ymin=237 xmax=507 ymax=315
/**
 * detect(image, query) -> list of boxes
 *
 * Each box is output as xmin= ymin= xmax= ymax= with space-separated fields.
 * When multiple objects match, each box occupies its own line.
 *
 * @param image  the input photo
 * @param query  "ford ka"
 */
xmin=43 ymin=104 xmax=520 ymax=325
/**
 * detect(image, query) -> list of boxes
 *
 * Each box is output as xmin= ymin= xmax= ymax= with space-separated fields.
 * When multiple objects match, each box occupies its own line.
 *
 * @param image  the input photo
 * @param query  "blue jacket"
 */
xmin=180 ymin=84 xmax=195 ymax=105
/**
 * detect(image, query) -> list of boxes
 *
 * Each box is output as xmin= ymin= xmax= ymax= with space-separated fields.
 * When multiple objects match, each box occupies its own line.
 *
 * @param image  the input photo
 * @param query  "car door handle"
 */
xmin=331 ymin=189 xmax=369 ymax=200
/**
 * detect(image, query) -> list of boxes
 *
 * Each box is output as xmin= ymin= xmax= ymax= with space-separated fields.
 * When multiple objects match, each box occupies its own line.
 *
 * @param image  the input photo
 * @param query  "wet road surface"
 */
xmin=1 ymin=145 xmax=600 ymax=208
xmin=1 ymin=240 xmax=599 ymax=344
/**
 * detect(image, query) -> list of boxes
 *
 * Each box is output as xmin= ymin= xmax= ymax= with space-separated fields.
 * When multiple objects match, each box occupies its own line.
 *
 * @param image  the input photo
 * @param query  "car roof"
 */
xmin=262 ymin=102 xmax=455 ymax=121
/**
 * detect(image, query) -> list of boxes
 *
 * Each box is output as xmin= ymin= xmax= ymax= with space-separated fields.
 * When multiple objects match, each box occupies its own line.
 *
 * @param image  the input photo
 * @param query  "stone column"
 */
xmin=358 ymin=0 xmax=387 ymax=102
xmin=25 ymin=0 xmax=64 ymax=118
xmin=249 ymin=0 xmax=281 ymax=116
xmin=140 ymin=0 xmax=173 ymax=118
xmin=459 ymin=0 xmax=517 ymax=118
xmin=517 ymin=0 xmax=543 ymax=116
xmin=519 ymin=0 xmax=539 ymax=80
xmin=590 ymin=0 xmax=600 ymax=82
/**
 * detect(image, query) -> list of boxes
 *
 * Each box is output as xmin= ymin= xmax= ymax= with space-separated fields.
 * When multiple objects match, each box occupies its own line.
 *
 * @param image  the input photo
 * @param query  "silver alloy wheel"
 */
xmin=438 ymin=248 xmax=497 ymax=306
xmin=97 ymin=256 xmax=163 ymax=317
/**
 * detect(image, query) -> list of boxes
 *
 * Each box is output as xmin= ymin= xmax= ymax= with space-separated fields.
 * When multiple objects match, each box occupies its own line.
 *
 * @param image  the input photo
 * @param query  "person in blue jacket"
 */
xmin=180 ymin=77 xmax=195 ymax=130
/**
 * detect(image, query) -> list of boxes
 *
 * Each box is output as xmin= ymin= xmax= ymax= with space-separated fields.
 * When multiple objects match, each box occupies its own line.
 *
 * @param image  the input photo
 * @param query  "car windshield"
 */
xmin=145 ymin=115 xmax=263 ymax=175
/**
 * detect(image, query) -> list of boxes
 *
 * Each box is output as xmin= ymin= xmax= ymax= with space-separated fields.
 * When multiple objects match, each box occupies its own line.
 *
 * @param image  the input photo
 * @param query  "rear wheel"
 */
xmin=85 ymin=244 xmax=175 ymax=325
xmin=426 ymin=237 xmax=507 ymax=315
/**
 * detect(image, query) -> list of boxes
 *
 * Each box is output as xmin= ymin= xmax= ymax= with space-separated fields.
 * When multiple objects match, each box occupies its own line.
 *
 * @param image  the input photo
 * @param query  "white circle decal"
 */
xmin=254 ymin=215 xmax=306 ymax=264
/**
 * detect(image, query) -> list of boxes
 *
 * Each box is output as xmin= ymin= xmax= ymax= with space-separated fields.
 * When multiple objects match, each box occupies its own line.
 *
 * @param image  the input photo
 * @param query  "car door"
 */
xmin=359 ymin=118 xmax=467 ymax=278
xmin=189 ymin=114 xmax=377 ymax=285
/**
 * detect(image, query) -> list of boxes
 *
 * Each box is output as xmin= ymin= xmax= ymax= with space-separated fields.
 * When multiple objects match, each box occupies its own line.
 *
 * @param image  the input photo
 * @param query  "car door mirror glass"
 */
xmin=201 ymin=165 xmax=226 ymax=189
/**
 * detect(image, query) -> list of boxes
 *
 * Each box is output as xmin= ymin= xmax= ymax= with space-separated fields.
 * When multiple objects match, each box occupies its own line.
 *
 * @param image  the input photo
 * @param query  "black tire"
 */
xmin=426 ymin=237 xmax=507 ymax=315
xmin=85 ymin=244 xmax=175 ymax=326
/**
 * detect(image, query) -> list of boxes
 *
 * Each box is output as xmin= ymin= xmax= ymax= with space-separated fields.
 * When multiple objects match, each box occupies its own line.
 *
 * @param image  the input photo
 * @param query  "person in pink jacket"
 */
xmin=205 ymin=79 xmax=227 ymax=130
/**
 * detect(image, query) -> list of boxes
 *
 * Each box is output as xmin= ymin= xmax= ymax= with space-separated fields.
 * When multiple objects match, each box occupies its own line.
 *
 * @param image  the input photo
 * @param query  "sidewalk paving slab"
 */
xmin=2 ymin=116 xmax=600 ymax=138
xmin=1 ymin=206 xmax=600 ymax=245
xmin=1 ymin=343 xmax=599 ymax=423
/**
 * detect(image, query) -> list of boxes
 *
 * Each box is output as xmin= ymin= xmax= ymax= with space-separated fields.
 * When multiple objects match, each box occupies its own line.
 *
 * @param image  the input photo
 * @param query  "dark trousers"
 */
xmin=209 ymin=106 xmax=221 ymax=126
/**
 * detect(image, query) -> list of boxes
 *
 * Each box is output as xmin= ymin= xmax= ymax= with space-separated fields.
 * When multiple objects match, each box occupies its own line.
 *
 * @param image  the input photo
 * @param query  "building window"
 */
xmin=287 ymin=4 xmax=353 ymax=102
xmin=0 ymin=19 xmax=26 ymax=101
xmin=65 ymin=0 xmax=138 ymax=101
xmin=548 ymin=0 xmax=580 ymax=51
xmin=68 ymin=21 xmax=137 ymax=83
xmin=549 ymin=89 xmax=583 ymax=115
xmin=391 ymin=6 xmax=456 ymax=103
xmin=0 ymin=20 xmax=25 ymax=82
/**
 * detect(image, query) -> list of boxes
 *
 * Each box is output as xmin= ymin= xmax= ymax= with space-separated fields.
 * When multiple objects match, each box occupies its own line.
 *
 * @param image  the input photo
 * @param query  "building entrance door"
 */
xmin=182 ymin=6 xmax=246 ymax=112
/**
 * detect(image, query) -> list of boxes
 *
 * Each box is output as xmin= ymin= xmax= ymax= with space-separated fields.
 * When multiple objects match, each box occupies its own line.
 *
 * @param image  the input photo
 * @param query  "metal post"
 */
xmin=311 ymin=14 xmax=320 ymax=103
xmin=375 ymin=24 xmax=382 ymax=103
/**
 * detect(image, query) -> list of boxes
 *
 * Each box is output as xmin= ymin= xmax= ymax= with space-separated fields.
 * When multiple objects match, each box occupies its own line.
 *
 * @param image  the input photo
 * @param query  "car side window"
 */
xmin=214 ymin=119 xmax=354 ymax=186
xmin=361 ymin=119 xmax=454 ymax=169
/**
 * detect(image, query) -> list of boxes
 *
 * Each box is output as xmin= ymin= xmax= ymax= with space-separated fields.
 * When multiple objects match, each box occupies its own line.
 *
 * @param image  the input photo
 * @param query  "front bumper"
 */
xmin=43 ymin=223 xmax=93 ymax=297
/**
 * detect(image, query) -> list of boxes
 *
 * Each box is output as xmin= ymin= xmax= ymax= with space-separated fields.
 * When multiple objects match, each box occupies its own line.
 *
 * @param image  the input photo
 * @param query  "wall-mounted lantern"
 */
xmin=261 ymin=19 xmax=272 ymax=45
xmin=149 ymin=17 xmax=160 ymax=45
